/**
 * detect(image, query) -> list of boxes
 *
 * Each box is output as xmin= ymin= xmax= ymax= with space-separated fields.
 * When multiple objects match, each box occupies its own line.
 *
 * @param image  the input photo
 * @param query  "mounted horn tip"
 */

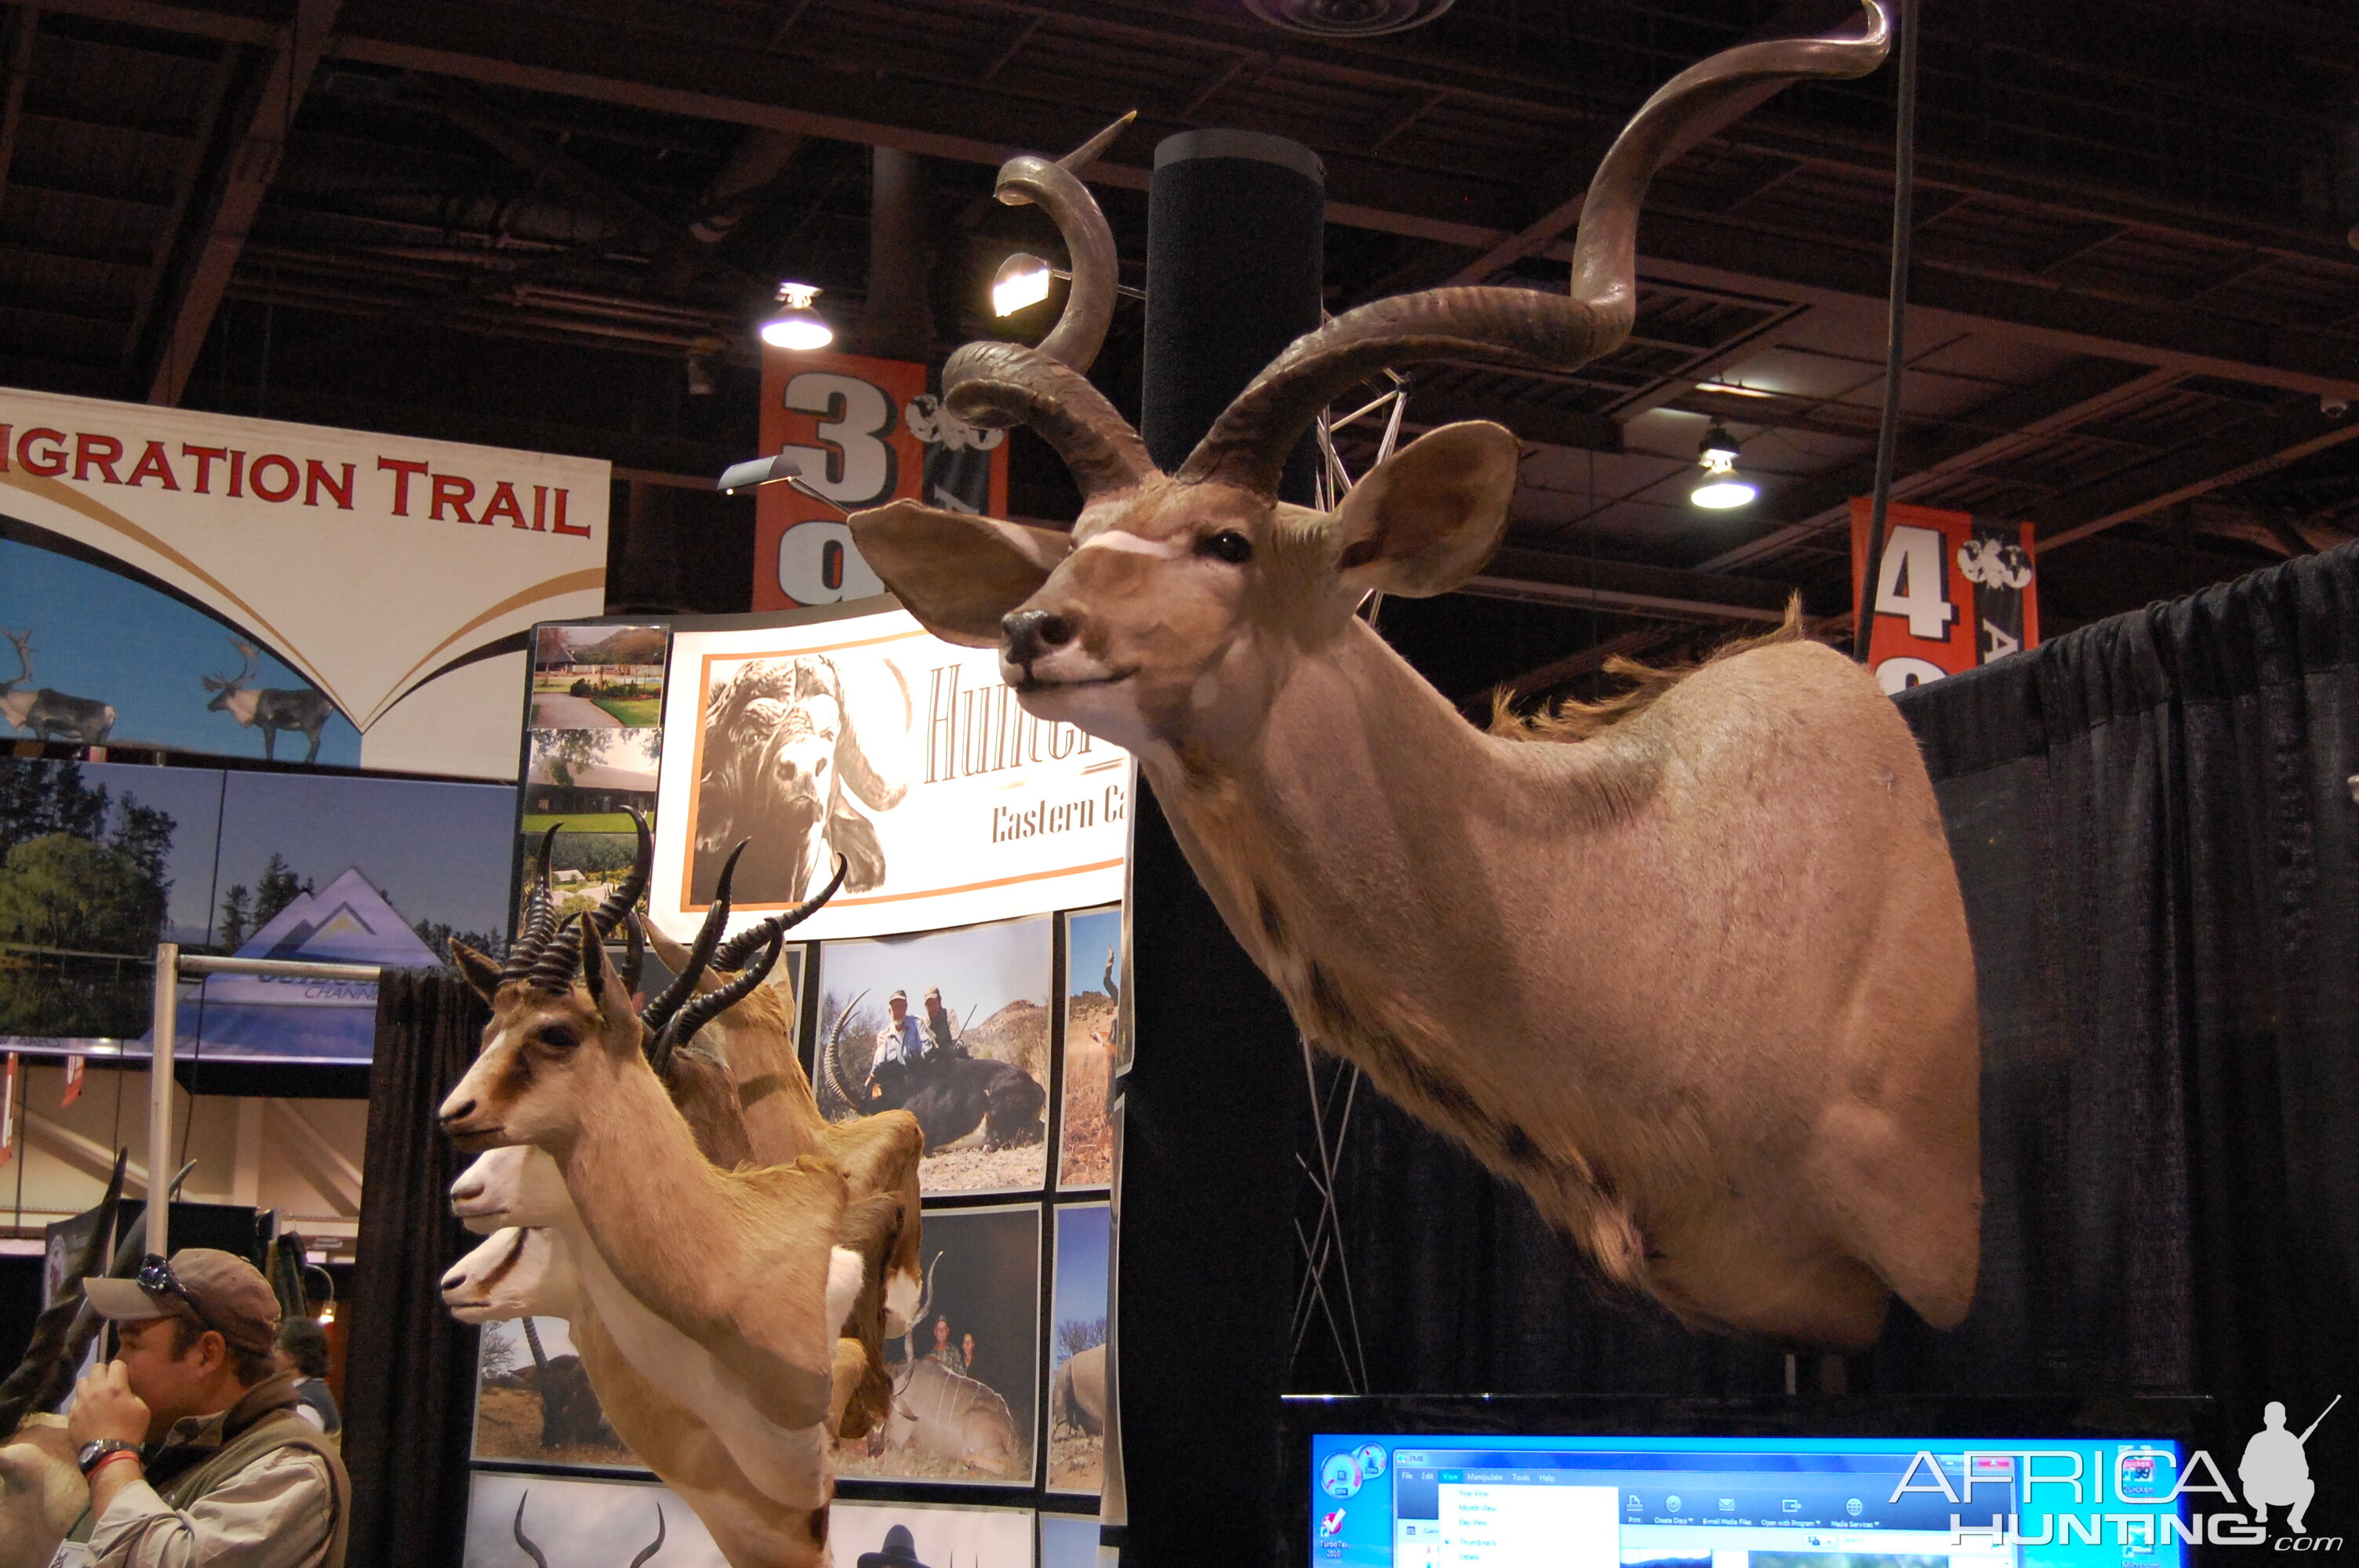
xmin=666 ymin=918 xmax=783 ymax=1051
xmin=619 ymin=909 xmax=647 ymax=996
xmin=512 ymin=1496 xmax=550 ymax=1568
xmin=773 ymin=852 xmax=849 ymax=935
xmin=711 ymin=914 xmax=783 ymax=975
xmin=586 ymin=804 xmax=653 ymax=937
xmin=1053 ymin=109 xmax=1136 ymax=174
xmin=628 ymin=1507 xmax=667 ymax=1568
xmin=641 ymin=838 xmax=746 ymax=1035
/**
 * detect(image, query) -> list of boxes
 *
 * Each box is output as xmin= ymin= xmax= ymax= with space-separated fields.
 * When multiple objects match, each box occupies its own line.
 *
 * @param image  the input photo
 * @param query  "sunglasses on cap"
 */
xmin=135 ymin=1253 xmax=219 ymax=1335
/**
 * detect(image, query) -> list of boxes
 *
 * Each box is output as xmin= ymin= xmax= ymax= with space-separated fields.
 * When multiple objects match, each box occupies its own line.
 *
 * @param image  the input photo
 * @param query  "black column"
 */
xmin=1113 ymin=130 xmax=1323 ymax=1568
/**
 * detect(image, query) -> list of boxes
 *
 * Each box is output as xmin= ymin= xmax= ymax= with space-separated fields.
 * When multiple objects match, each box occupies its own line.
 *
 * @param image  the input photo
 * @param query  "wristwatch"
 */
xmin=77 ymin=1439 xmax=140 ymax=1475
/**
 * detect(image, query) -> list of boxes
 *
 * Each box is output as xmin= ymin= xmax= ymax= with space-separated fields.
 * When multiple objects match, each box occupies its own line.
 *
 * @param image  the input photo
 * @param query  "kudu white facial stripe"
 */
xmin=1072 ymin=529 xmax=1190 ymax=561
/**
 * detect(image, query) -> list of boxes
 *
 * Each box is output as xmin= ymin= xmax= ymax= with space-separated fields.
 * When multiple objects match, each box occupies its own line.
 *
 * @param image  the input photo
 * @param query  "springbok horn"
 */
xmin=652 ymin=919 xmax=783 ymax=1076
xmin=822 ymin=989 xmax=869 ymax=1112
xmin=618 ymin=908 xmax=647 ymax=996
xmin=587 ymin=805 xmax=653 ymax=937
xmin=500 ymin=824 xmax=562 ymax=982
xmin=640 ymin=840 xmax=746 ymax=1039
xmin=0 ymin=1149 xmax=125 ymax=1438
xmin=512 ymin=1496 xmax=550 ymax=1568
xmin=712 ymin=854 xmax=849 ymax=972
xmin=627 ymin=1507 xmax=667 ymax=1568
xmin=1174 ymin=1 xmax=1894 ymax=497
xmin=942 ymin=112 xmax=1155 ymax=504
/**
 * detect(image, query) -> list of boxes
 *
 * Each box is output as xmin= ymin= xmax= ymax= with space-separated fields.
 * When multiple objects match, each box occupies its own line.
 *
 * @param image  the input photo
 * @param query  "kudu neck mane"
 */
xmin=1147 ymin=619 xmax=1663 ymax=976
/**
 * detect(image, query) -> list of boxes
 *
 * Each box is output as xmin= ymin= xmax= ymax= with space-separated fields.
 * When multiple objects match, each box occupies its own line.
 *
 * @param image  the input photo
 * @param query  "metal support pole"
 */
xmin=147 ymin=942 xmax=178 ymax=1258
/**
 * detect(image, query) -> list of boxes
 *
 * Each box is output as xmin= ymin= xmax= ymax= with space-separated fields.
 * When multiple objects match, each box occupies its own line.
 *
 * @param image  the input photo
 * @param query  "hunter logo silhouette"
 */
xmin=2241 ymin=1396 xmax=2339 ymax=1534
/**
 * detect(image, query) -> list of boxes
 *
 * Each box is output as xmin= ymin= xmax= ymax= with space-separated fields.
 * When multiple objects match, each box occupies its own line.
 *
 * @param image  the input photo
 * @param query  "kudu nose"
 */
xmin=442 ymin=1097 xmax=477 ymax=1127
xmin=1002 ymin=608 xmax=1074 ymax=666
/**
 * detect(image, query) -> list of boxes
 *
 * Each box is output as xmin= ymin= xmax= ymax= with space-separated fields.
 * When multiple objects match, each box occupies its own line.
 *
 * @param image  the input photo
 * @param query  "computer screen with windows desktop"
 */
xmin=1303 ymin=1432 xmax=2197 ymax=1568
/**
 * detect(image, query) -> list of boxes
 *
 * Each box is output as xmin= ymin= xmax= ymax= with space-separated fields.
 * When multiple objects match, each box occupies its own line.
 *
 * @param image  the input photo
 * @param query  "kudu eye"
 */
xmin=1199 ymin=530 xmax=1253 ymax=564
xmin=536 ymin=1025 xmax=578 ymax=1051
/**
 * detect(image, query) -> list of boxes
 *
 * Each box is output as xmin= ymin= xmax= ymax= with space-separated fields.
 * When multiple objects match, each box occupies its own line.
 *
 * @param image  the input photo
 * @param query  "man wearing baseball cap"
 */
xmin=60 ymin=1247 xmax=348 ymax=1568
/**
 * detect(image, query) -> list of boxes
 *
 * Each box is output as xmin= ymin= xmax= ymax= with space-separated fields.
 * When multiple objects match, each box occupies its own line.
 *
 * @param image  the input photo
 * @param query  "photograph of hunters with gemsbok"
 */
xmin=1059 ymin=906 xmax=1120 ymax=1190
xmin=471 ymin=1314 xmax=641 ymax=1471
xmin=813 ymin=915 xmax=1052 ymax=1196
xmin=687 ymin=648 xmax=916 ymax=907
xmin=1045 ymin=1202 xmax=1109 ymax=1495
xmin=462 ymin=1470 xmax=723 ymax=1568
xmin=832 ymin=1203 xmax=1041 ymax=1486
xmin=530 ymin=622 xmax=667 ymax=729
xmin=2 ymin=526 xmax=360 ymax=763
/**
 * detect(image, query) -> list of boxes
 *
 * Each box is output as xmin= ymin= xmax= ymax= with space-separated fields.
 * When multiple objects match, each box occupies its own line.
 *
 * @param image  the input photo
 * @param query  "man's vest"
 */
xmin=67 ymin=1377 xmax=350 ymax=1568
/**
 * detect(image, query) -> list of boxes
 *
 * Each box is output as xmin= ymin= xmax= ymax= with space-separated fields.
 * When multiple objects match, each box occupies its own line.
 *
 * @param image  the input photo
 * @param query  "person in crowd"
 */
xmin=960 ymin=1331 xmax=976 ymax=1372
xmin=928 ymin=1317 xmax=965 ymax=1371
xmin=65 ymin=1247 xmax=350 ymax=1568
xmin=274 ymin=1319 xmax=341 ymax=1444
xmin=921 ymin=985 xmax=963 ymax=1065
xmin=874 ymin=989 xmax=926 ymax=1071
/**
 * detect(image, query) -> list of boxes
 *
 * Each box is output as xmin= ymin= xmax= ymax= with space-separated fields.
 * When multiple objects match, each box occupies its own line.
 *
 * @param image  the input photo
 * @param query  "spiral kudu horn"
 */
xmin=500 ymin=824 xmax=562 ymax=983
xmin=711 ymin=854 xmax=849 ymax=971
xmin=640 ymin=840 xmax=746 ymax=1039
xmin=943 ymin=112 xmax=1154 ymax=505
xmin=1175 ymin=1 xmax=1894 ymax=497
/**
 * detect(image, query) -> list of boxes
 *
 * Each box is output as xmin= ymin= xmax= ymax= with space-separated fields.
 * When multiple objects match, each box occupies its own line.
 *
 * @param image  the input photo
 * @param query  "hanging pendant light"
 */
xmin=758 ymin=282 xmax=833 ymax=350
xmin=1691 ymin=419 xmax=1757 ymax=510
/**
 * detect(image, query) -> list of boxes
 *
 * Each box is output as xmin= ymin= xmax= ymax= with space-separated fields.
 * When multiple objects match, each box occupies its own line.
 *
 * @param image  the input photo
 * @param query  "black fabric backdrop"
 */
xmin=1305 ymin=543 xmax=2359 ymax=1531
xmin=343 ymin=970 xmax=484 ymax=1568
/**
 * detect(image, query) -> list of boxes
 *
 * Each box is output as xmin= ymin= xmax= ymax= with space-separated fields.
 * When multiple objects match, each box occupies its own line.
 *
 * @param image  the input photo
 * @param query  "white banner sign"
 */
xmin=0 ymin=387 xmax=608 ymax=778
xmin=649 ymin=602 xmax=1129 ymax=942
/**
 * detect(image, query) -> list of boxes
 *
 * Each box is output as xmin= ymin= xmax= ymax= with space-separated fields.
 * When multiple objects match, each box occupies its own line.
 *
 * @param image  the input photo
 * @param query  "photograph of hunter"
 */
xmin=849 ymin=0 xmax=1980 ymax=1351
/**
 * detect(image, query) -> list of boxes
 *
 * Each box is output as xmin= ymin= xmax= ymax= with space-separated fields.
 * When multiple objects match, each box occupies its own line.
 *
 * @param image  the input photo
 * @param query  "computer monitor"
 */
xmin=1285 ymin=1396 xmax=2229 ymax=1568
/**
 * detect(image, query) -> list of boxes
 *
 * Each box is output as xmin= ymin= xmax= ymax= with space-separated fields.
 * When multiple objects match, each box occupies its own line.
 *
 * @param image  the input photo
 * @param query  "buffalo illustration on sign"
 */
xmin=849 ymin=2 xmax=1980 ymax=1348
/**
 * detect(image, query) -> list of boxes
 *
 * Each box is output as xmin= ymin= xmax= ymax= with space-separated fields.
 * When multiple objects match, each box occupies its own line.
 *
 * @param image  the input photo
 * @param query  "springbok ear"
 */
xmin=848 ymin=499 xmax=1074 ymax=647
xmin=1330 ymin=422 xmax=1521 ymax=597
xmin=449 ymin=939 xmax=503 ymax=1003
xmin=642 ymin=922 xmax=700 ymax=988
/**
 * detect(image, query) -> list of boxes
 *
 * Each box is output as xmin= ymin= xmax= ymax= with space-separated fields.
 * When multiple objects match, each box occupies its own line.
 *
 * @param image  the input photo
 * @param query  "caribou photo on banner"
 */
xmin=849 ymin=0 xmax=1982 ymax=1349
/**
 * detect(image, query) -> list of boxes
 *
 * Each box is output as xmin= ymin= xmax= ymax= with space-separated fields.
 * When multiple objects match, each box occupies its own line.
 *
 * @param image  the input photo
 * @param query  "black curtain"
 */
xmin=343 ymin=970 xmax=484 ymax=1568
xmin=1308 ymin=543 xmax=2359 ymax=1499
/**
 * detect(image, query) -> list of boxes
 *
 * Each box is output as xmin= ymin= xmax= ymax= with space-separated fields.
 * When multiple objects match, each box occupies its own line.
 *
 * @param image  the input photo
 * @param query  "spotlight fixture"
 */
xmin=716 ymin=452 xmax=847 ymax=513
xmin=758 ymin=281 xmax=833 ymax=350
xmin=993 ymin=252 xmax=1058 ymax=317
xmin=1691 ymin=419 xmax=1757 ymax=510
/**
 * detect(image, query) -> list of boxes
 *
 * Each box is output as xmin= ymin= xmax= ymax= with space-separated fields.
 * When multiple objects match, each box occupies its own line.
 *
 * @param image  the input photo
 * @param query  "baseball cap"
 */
xmin=83 ymin=1248 xmax=283 ymax=1356
xmin=888 ymin=989 xmax=908 ymax=1003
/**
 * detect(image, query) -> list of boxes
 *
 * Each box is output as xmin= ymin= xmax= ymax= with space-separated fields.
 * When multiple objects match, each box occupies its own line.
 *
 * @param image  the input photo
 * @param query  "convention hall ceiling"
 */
xmin=3 ymin=0 xmax=2355 ymax=699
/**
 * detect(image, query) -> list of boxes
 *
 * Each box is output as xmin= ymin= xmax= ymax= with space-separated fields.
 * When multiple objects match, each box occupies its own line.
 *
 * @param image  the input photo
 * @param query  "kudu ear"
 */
xmin=848 ymin=499 xmax=1074 ymax=647
xmin=1329 ymin=421 xmax=1521 ymax=597
xmin=449 ymin=939 xmax=504 ymax=1003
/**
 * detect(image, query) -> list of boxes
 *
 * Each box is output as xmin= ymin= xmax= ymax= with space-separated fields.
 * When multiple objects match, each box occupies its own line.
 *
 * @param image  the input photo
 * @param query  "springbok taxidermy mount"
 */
xmin=202 ymin=638 xmax=336 ymax=763
xmin=849 ymin=1 xmax=1980 ymax=1350
xmin=1 ymin=630 xmax=117 ymax=745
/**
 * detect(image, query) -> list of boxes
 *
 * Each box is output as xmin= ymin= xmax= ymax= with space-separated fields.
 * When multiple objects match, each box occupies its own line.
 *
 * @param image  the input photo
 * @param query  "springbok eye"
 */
xmin=1199 ymin=530 xmax=1253 ymax=564
xmin=536 ymin=1025 xmax=578 ymax=1051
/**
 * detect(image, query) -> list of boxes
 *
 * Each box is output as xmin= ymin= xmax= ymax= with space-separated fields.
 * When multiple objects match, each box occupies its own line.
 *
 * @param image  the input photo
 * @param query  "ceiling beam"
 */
xmin=2036 ymin=407 xmax=2359 ymax=550
xmin=1464 ymin=545 xmax=1795 ymax=623
xmin=0 ymin=3 xmax=36 ymax=219
xmin=145 ymin=0 xmax=343 ymax=405
xmin=1700 ymin=358 xmax=2177 ymax=572
xmin=1400 ymin=385 xmax=1623 ymax=454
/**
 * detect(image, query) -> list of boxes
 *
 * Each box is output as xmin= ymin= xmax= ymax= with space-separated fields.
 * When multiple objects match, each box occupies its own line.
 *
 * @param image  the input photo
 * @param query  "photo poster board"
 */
xmin=515 ymin=620 xmax=672 ymax=943
xmin=0 ymin=387 xmax=608 ymax=779
xmin=1849 ymin=498 xmax=2040 ymax=695
xmin=752 ymin=350 xmax=1009 ymax=612
xmin=0 ymin=753 xmax=513 ymax=1062
xmin=464 ymin=598 xmax=1117 ymax=1547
